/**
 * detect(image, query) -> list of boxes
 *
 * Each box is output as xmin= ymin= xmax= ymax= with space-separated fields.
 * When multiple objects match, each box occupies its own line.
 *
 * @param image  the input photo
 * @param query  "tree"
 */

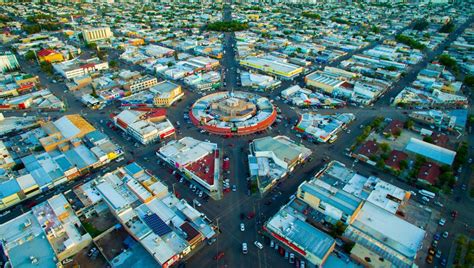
xmin=438 ymin=54 xmax=457 ymax=70
xmin=40 ymin=61 xmax=53 ymax=74
xmin=395 ymin=34 xmax=426 ymax=50
xmin=423 ymin=136 xmax=434 ymax=143
xmin=399 ymin=159 xmax=408 ymax=170
xmin=404 ymin=119 xmax=414 ymax=129
xmin=413 ymin=18 xmax=429 ymax=31
xmin=380 ymin=142 xmax=391 ymax=153
xmin=25 ymin=50 xmax=36 ymax=61
xmin=376 ymin=159 xmax=386 ymax=168
xmin=464 ymin=75 xmax=474 ymax=88
xmin=109 ymin=60 xmax=118 ymax=68
xmin=439 ymin=20 xmax=455 ymax=33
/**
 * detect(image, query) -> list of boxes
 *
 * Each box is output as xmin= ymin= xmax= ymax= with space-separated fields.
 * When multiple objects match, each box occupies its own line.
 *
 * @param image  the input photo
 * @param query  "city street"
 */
xmin=0 ymin=3 xmax=472 ymax=268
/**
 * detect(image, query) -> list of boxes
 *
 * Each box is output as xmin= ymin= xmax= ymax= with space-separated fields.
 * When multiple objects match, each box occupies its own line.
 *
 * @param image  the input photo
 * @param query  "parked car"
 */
xmin=289 ymin=253 xmax=295 ymax=264
xmin=240 ymin=223 xmax=245 ymax=232
xmin=438 ymin=218 xmax=446 ymax=226
xmin=442 ymin=231 xmax=449 ymax=238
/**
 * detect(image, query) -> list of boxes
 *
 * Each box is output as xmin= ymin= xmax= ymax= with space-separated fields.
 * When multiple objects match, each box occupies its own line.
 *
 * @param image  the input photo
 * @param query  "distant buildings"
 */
xmin=37 ymin=49 xmax=64 ymax=63
xmin=82 ymin=27 xmax=113 ymax=44
xmin=240 ymin=55 xmax=304 ymax=79
xmin=0 ymin=52 xmax=19 ymax=73
xmin=53 ymin=57 xmax=109 ymax=79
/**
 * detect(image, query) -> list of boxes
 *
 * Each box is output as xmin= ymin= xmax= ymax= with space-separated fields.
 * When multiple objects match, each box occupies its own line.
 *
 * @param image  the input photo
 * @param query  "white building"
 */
xmin=82 ymin=27 xmax=113 ymax=43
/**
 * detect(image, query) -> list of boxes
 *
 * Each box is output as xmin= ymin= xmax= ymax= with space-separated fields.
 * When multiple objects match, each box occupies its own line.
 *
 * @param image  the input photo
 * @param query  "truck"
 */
xmin=418 ymin=189 xmax=435 ymax=199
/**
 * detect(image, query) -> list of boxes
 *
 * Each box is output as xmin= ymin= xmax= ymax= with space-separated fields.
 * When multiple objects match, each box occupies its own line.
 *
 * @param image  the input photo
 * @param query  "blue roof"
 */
xmin=301 ymin=182 xmax=362 ymax=216
xmin=143 ymin=213 xmax=172 ymax=237
xmin=0 ymin=180 xmax=21 ymax=197
xmin=64 ymin=150 xmax=87 ymax=169
xmin=85 ymin=130 xmax=108 ymax=144
xmin=21 ymin=155 xmax=41 ymax=172
xmin=448 ymin=109 xmax=468 ymax=130
xmin=30 ymin=168 xmax=53 ymax=187
xmin=405 ymin=138 xmax=456 ymax=165
xmin=54 ymin=155 xmax=73 ymax=172
xmin=124 ymin=162 xmax=143 ymax=177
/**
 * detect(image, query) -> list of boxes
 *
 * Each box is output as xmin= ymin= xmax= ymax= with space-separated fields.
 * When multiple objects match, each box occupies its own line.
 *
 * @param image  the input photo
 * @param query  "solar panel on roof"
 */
xmin=143 ymin=213 xmax=172 ymax=236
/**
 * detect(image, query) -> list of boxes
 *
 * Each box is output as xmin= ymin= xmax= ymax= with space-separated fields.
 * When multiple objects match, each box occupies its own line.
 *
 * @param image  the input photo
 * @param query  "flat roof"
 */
xmin=350 ymin=202 xmax=425 ymax=260
xmin=302 ymin=180 xmax=362 ymax=216
xmin=0 ymin=212 xmax=57 ymax=268
xmin=266 ymin=205 xmax=335 ymax=259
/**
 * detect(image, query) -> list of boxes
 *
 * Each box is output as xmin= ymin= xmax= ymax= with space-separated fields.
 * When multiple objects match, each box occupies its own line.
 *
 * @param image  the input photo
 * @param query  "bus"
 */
xmin=419 ymin=189 xmax=436 ymax=199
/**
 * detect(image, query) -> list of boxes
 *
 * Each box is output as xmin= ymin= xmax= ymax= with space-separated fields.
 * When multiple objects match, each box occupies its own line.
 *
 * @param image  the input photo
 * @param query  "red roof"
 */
xmin=80 ymin=63 xmax=96 ymax=69
xmin=37 ymin=49 xmax=58 ymax=57
xmin=385 ymin=150 xmax=408 ymax=170
xmin=357 ymin=140 xmax=379 ymax=157
xmin=186 ymin=153 xmax=216 ymax=186
xmin=430 ymin=132 xmax=449 ymax=148
xmin=145 ymin=108 xmax=167 ymax=119
xmin=383 ymin=120 xmax=404 ymax=135
xmin=417 ymin=162 xmax=440 ymax=185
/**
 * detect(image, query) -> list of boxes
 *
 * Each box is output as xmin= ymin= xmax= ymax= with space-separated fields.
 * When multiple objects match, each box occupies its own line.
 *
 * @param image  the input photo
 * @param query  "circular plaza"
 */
xmin=189 ymin=91 xmax=277 ymax=136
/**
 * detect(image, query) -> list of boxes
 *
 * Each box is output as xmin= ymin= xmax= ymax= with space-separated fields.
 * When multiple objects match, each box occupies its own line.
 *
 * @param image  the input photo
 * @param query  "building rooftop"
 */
xmin=405 ymin=137 xmax=456 ymax=165
xmin=0 ymin=212 xmax=57 ymax=268
xmin=348 ymin=202 xmax=425 ymax=261
xmin=266 ymin=205 xmax=335 ymax=260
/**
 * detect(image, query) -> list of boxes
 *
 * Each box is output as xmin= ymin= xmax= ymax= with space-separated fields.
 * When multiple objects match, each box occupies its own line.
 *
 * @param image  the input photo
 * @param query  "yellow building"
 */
xmin=39 ymin=114 xmax=96 ymax=152
xmin=152 ymin=81 xmax=184 ymax=107
xmin=240 ymin=56 xmax=303 ymax=79
xmin=129 ymin=38 xmax=145 ymax=46
xmin=37 ymin=49 xmax=64 ymax=63
xmin=305 ymin=71 xmax=345 ymax=94
xmin=247 ymin=14 xmax=260 ymax=21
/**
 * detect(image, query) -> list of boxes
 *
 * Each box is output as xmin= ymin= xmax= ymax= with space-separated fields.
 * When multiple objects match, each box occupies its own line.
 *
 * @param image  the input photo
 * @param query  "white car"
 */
xmin=439 ymin=218 xmax=446 ymax=226
xmin=442 ymin=231 xmax=449 ymax=238
xmin=242 ymin=243 xmax=248 ymax=254
xmin=240 ymin=223 xmax=245 ymax=232
xmin=254 ymin=241 xmax=263 ymax=250
xmin=198 ymin=191 xmax=203 ymax=198
xmin=193 ymin=199 xmax=201 ymax=207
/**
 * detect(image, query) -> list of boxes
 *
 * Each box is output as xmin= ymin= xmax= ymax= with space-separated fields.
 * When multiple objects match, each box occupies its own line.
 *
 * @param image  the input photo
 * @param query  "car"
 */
xmin=422 ymin=196 xmax=430 ymax=203
xmin=232 ymin=185 xmax=237 ymax=192
xmin=432 ymin=240 xmax=438 ymax=248
xmin=240 ymin=223 xmax=245 ymax=232
xmin=300 ymin=260 xmax=306 ymax=268
xmin=274 ymin=244 xmax=279 ymax=250
xmin=213 ymin=251 xmax=225 ymax=260
xmin=426 ymin=254 xmax=433 ymax=264
xmin=284 ymin=251 xmax=289 ymax=259
xmin=87 ymin=247 xmax=98 ymax=257
xmin=433 ymin=233 xmax=441 ymax=241
xmin=428 ymin=247 xmax=436 ymax=256
xmin=442 ymin=231 xmax=449 ymax=238
xmin=254 ymin=241 xmax=263 ymax=249
xmin=193 ymin=199 xmax=202 ymax=207
xmin=207 ymin=238 xmax=216 ymax=245
xmin=270 ymin=240 xmax=275 ymax=248
xmin=469 ymin=158 xmax=472 ymax=164
xmin=247 ymin=212 xmax=255 ymax=219
xmin=440 ymin=258 xmax=447 ymax=267
xmin=439 ymin=218 xmax=446 ymax=226
xmin=461 ymin=184 xmax=467 ymax=191
xmin=435 ymin=250 xmax=442 ymax=258
xmin=289 ymin=253 xmax=295 ymax=264
xmin=179 ymin=177 xmax=184 ymax=183
xmin=198 ymin=191 xmax=203 ymax=198
xmin=451 ymin=210 xmax=458 ymax=219
xmin=242 ymin=243 xmax=248 ymax=254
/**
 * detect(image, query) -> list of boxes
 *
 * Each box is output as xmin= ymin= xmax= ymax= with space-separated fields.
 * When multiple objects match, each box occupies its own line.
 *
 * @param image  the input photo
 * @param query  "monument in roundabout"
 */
xmin=189 ymin=91 xmax=277 ymax=136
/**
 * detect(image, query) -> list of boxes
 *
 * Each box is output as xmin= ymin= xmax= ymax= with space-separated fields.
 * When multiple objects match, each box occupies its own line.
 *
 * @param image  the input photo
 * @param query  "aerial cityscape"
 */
xmin=0 ymin=0 xmax=472 ymax=268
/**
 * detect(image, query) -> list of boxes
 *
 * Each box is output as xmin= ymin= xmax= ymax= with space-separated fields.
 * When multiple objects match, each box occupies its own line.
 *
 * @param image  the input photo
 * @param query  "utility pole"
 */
xmin=215 ymin=217 xmax=220 ymax=268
